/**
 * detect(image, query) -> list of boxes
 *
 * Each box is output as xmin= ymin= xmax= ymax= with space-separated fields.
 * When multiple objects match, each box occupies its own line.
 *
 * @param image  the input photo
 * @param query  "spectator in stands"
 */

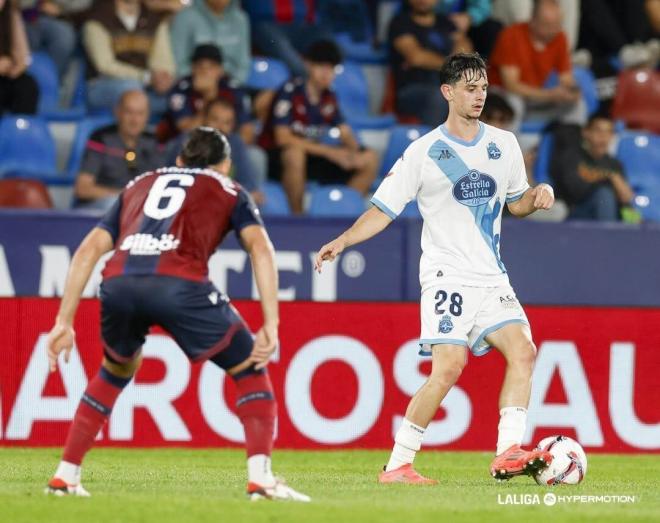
xmin=158 ymin=44 xmax=253 ymax=144
xmin=19 ymin=1 xmax=79 ymax=77
xmin=578 ymin=0 xmax=659 ymax=77
xmin=242 ymin=0 xmax=333 ymax=78
xmin=170 ymin=0 xmax=250 ymax=83
xmin=0 ymin=0 xmax=39 ymax=115
xmin=144 ymin=0 xmax=186 ymax=15
xmin=489 ymin=0 xmax=587 ymax=132
xmin=388 ymin=0 xmax=472 ymax=126
xmin=74 ymin=90 xmax=162 ymax=210
xmin=435 ymin=0 xmax=503 ymax=58
xmin=552 ymin=113 xmax=634 ymax=221
xmin=166 ymin=98 xmax=263 ymax=202
xmin=259 ymin=40 xmax=377 ymax=214
xmin=83 ymin=0 xmax=175 ymax=113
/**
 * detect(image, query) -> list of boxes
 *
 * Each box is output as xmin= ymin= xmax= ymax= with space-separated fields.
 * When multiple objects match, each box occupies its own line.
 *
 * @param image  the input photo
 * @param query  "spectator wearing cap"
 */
xmin=74 ymin=90 xmax=162 ymax=210
xmin=388 ymin=0 xmax=472 ymax=126
xmin=489 ymin=0 xmax=587 ymax=132
xmin=82 ymin=0 xmax=175 ymax=113
xmin=158 ymin=43 xmax=253 ymax=144
xmin=242 ymin=0 xmax=333 ymax=78
xmin=259 ymin=40 xmax=377 ymax=214
xmin=170 ymin=0 xmax=250 ymax=83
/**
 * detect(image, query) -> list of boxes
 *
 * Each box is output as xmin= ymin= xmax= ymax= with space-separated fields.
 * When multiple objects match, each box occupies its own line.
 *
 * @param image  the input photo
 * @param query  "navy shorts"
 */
xmin=99 ymin=275 xmax=254 ymax=370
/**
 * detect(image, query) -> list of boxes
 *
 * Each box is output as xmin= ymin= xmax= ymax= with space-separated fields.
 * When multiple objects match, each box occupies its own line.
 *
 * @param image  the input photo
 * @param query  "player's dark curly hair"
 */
xmin=180 ymin=127 xmax=231 ymax=168
xmin=440 ymin=53 xmax=487 ymax=86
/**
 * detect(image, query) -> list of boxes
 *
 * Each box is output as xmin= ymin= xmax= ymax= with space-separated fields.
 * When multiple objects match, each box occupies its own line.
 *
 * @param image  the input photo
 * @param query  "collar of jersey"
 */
xmin=438 ymin=121 xmax=485 ymax=147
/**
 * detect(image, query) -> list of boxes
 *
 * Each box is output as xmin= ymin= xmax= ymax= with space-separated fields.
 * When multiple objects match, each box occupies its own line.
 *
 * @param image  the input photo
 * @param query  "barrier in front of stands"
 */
xmin=1 ymin=211 xmax=659 ymax=306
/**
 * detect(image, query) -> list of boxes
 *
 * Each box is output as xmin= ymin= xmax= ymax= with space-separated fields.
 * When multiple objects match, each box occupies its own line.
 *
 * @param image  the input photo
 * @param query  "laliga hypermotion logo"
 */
xmin=452 ymin=169 xmax=497 ymax=207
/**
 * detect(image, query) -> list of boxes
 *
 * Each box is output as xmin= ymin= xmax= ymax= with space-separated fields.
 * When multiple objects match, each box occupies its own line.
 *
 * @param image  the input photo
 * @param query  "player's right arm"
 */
xmin=47 ymin=227 xmax=114 ymax=372
xmin=314 ymin=207 xmax=393 ymax=272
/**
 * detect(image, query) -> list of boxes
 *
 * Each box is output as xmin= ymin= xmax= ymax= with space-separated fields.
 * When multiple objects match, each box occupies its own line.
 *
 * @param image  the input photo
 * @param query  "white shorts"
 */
xmin=419 ymin=284 xmax=529 ymax=357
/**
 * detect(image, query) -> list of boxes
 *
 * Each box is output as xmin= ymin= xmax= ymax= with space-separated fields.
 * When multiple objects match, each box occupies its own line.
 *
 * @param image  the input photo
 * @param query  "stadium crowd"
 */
xmin=0 ymin=0 xmax=658 ymax=222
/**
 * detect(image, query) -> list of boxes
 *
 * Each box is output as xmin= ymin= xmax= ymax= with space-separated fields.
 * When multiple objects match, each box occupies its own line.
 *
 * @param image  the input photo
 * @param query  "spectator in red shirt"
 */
xmin=489 ymin=0 xmax=587 ymax=132
xmin=260 ymin=40 xmax=377 ymax=214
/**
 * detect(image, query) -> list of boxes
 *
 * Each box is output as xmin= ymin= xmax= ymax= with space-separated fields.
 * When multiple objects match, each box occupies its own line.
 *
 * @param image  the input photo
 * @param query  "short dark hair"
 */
xmin=440 ymin=53 xmax=488 ymax=86
xmin=304 ymin=40 xmax=343 ymax=66
xmin=204 ymin=97 xmax=235 ymax=118
xmin=586 ymin=111 xmax=613 ymax=128
xmin=481 ymin=92 xmax=514 ymax=122
xmin=180 ymin=127 xmax=231 ymax=168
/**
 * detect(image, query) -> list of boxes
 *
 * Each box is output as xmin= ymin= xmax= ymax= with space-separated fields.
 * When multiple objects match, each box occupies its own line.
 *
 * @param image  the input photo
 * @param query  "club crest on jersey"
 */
xmin=487 ymin=141 xmax=502 ymax=160
xmin=439 ymin=314 xmax=454 ymax=334
xmin=452 ymin=169 xmax=497 ymax=207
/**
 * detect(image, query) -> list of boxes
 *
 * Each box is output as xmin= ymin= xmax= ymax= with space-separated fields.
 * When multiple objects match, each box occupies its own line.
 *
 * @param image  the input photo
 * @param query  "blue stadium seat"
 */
xmin=334 ymin=33 xmax=388 ymax=65
xmin=28 ymin=52 xmax=59 ymax=115
xmin=632 ymin=181 xmax=660 ymax=222
xmin=333 ymin=61 xmax=395 ymax=129
xmin=378 ymin=125 xmax=431 ymax=181
xmin=260 ymin=181 xmax=291 ymax=216
xmin=308 ymin=185 xmax=365 ymax=217
xmin=246 ymin=57 xmax=290 ymax=91
xmin=28 ymin=52 xmax=86 ymax=121
xmin=616 ymin=132 xmax=660 ymax=190
xmin=533 ymin=133 xmax=554 ymax=184
xmin=66 ymin=116 xmax=115 ymax=180
xmin=0 ymin=116 xmax=61 ymax=182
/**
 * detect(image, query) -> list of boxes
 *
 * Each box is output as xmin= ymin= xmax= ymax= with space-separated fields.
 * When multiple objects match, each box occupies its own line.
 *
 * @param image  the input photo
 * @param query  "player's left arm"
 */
xmin=240 ymin=224 xmax=279 ymax=369
xmin=47 ymin=227 xmax=115 ymax=372
xmin=507 ymin=184 xmax=555 ymax=217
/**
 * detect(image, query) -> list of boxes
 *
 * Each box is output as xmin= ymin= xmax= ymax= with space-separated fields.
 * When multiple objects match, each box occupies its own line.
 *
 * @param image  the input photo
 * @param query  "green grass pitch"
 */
xmin=1 ymin=448 xmax=659 ymax=523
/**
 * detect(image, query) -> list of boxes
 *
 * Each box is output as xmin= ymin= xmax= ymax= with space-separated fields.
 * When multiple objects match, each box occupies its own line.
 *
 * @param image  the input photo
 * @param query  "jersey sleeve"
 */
xmin=96 ymin=194 xmax=123 ymax=243
xmin=230 ymin=187 xmax=264 ymax=234
xmin=272 ymin=86 xmax=294 ymax=127
xmin=370 ymin=143 xmax=422 ymax=219
xmin=506 ymin=136 xmax=531 ymax=203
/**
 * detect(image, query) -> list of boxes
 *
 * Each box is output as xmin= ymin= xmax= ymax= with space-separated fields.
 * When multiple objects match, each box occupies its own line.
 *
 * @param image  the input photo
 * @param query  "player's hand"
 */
xmin=314 ymin=236 xmax=346 ymax=273
xmin=531 ymin=183 xmax=555 ymax=210
xmin=46 ymin=322 xmax=75 ymax=373
xmin=250 ymin=323 xmax=278 ymax=370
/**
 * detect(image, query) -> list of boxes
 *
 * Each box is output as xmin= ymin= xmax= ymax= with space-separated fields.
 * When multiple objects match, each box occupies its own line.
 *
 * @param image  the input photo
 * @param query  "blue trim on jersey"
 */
xmin=371 ymin=197 xmax=398 ymax=220
xmin=506 ymin=189 xmax=527 ymax=203
xmin=418 ymin=338 xmax=468 ymax=356
xmin=429 ymin=140 xmax=506 ymax=272
xmin=439 ymin=122 xmax=485 ymax=147
xmin=470 ymin=318 xmax=530 ymax=357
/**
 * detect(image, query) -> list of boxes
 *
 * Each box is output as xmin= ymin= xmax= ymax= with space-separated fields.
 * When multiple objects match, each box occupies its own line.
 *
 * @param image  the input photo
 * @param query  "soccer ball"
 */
xmin=533 ymin=435 xmax=587 ymax=485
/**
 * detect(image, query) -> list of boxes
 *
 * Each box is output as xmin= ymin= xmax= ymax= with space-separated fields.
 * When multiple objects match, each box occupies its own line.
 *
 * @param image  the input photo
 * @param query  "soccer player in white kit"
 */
xmin=315 ymin=53 xmax=556 ymax=484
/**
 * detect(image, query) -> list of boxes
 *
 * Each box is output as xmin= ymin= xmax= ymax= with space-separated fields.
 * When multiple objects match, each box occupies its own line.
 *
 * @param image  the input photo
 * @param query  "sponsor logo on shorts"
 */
xmin=119 ymin=233 xmax=180 ymax=256
xmin=500 ymin=294 xmax=519 ymax=309
xmin=452 ymin=169 xmax=497 ymax=207
xmin=439 ymin=314 xmax=454 ymax=333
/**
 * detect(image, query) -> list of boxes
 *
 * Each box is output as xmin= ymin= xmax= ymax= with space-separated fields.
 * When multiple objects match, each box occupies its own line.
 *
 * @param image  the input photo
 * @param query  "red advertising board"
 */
xmin=1 ymin=299 xmax=659 ymax=453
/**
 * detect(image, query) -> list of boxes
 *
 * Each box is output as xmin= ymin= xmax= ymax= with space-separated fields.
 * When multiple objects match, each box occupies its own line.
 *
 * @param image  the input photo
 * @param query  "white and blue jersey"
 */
xmin=372 ymin=122 xmax=529 ymax=291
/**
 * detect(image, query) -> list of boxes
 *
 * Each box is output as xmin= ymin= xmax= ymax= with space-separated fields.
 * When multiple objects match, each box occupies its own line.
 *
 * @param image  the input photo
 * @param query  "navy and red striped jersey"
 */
xmin=98 ymin=167 xmax=263 ymax=282
xmin=259 ymin=77 xmax=344 ymax=150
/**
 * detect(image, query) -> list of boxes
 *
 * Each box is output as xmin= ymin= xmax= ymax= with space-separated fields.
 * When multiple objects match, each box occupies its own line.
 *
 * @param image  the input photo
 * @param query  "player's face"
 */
xmin=583 ymin=118 xmax=614 ymax=157
xmin=205 ymin=103 xmax=236 ymax=135
xmin=307 ymin=62 xmax=336 ymax=91
xmin=450 ymin=71 xmax=488 ymax=120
